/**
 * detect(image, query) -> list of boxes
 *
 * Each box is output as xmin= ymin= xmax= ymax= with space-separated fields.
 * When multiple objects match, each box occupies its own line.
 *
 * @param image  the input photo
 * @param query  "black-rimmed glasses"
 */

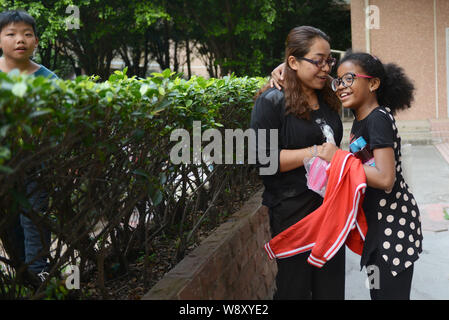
xmin=297 ymin=56 xmax=336 ymax=69
xmin=331 ymin=72 xmax=374 ymax=92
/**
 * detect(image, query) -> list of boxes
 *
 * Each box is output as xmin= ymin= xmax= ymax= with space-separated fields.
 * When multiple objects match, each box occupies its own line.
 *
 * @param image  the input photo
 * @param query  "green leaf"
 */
xmin=162 ymin=69 xmax=172 ymax=78
xmin=139 ymin=84 xmax=149 ymax=96
xmin=12 ymin=82 xmax=27 ymax=97
xmin=151 ymin=189 xmax=163 ymax=206
xmin=0 ymin=124 xmax=10 ymax=138
xmin=32 ymin=76 xmax=49 ymax=87
xmin=23 ymin=124 xmax=33 ymax=135
xmin=0 ymin=146 xmax=11 ymax=160
xmin=29 ymin=109 xmax=54 ymax=118
xmin=0 ymin=165 xmax=14 ymax=174
xmin=132 ymin=128 xmax=145 ymax=141
xmin=151 ymin=99 xmax=171 ymax=115
xmin=159 ymin=172 xmax=167 ymax=185
xmin=133 ymin=169 xmax=150 ymax=180
xmin=196 ymin=77 xmax=207 ymax=89
xmin=106 ymin=91 xmax=114 ymax=102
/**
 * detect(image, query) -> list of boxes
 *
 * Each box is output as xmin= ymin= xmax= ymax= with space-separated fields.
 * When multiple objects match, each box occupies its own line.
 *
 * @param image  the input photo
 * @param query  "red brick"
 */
xmin=143 ymin=187 xmax=275 ymax=300
xmin=142 ymin=276 xmax=189 ymax=300
xmin=178 ymin=276 xmax=203 ymax=299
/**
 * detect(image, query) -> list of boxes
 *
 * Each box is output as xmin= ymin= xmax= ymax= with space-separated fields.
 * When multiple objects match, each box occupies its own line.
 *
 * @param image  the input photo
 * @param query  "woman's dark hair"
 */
xmin=339 ymin=51 xmax=415 ymax=115
xmin=0 ymin=10 xmax=37 ymax=36
xmin=256 ymin=26 xmax=341 ymax=120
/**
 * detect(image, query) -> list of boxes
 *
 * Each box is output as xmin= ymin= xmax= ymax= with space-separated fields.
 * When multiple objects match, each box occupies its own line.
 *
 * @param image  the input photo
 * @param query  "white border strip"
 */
xmin=324 ymin=183 xmax=367 ymax=260
xmin=274 ymin=243 xmax=315 ymax=259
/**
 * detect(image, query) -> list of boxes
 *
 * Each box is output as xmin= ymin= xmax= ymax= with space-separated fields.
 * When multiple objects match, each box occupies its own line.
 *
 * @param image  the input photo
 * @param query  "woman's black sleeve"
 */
xmin=250 ymin=91 xmax=283 ymax=176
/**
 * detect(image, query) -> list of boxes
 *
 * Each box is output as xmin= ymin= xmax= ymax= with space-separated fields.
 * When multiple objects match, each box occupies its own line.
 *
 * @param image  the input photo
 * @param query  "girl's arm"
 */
xmin=363 ymin=147 xmax=396 ymax=191
xmin=270 ymin=63 xmax=286 ymax=90
xmin=318 ymin=143 xmax=396 ymax=190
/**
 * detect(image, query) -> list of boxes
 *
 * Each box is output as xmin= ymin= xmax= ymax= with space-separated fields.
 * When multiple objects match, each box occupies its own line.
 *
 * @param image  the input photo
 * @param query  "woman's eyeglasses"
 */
xmin=297 ymin=56 xmax=337 ymax=69
xmin=331 ymin=72 xmax=374 ymax=92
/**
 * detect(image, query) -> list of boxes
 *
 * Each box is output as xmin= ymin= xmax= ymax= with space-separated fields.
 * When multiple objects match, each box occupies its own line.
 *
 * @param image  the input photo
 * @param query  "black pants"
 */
xmin=274 ymin=246 xmax=345 ymax=300
xmin=269 ymin=192 xmax=345 ymax=300
xmin=366 ymin=250 xmax=414 ymax=300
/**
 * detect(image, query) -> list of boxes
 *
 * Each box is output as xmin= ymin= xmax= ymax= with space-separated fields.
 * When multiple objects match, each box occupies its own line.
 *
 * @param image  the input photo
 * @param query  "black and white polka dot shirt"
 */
xmin=350 ymin=106 xmax=423 ymax=276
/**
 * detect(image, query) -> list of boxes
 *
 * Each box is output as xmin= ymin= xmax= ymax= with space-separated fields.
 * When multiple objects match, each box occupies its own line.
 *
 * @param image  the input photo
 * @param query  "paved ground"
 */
xmin=345 ymin=144 xmax=449 ymax=300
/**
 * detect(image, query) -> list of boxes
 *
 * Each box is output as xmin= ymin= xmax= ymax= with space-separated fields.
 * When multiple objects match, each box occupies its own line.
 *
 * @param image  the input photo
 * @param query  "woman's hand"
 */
xmin=279 ymin=144 xmax=324 ymax=172
xmin=317 ymin=142 xmax=339 ymax=162
xmin=270 ymin=62 xmax=286 ymax=90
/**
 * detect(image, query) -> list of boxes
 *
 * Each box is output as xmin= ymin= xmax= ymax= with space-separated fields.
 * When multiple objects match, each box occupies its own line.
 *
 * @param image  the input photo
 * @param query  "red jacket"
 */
xmin=264 ymin=150 xmax=368 ymax=267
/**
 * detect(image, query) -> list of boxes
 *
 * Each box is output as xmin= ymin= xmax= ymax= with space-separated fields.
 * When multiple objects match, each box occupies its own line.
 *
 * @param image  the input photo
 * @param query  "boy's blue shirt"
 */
xmin=32 ymin=64 xmax=58 ymax=79
xmin=0 ymin=63 xmax=58 ymax=79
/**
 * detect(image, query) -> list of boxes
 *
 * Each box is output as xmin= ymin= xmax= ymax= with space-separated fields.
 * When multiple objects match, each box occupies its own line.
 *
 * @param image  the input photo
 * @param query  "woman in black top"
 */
xmin=250 ymin=26 xmax=344 ymax=300
xmin=319 ymin=52 xmax=423 ymax=300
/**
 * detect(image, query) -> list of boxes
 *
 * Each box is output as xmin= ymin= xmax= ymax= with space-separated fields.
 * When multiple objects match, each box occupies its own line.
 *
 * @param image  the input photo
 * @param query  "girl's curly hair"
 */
xmin=339 ymin=51 xmax=415 ymax=115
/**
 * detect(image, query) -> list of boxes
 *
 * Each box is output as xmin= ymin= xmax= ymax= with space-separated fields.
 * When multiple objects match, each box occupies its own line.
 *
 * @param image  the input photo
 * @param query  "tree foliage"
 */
xmin=0 ymin=0 xmax=350 ymax=78
xmin=148 ymin=0 xmax=351 ymax=77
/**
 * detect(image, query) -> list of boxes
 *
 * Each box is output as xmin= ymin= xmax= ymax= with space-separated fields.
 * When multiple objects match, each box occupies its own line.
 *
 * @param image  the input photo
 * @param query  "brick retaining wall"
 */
xmin=142 ymin=189 xmax=277 ymax=300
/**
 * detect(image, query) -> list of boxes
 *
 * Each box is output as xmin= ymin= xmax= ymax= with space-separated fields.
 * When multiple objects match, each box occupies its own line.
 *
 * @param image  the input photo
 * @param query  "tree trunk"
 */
xmin=186 ymin=38 xmax=191 ymax=78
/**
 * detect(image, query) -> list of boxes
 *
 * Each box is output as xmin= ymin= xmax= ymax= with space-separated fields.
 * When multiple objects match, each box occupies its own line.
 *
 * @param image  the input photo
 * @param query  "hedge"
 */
xmin=0 ymin=68 xmax=266 ymax=299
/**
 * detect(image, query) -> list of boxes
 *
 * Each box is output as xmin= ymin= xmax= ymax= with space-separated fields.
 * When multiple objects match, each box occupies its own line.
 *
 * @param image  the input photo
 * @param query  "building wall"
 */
xmin=350 ymin=0 xmax=449 ymax=120
xmin=436 ymin=0 xmax=449 ymax=119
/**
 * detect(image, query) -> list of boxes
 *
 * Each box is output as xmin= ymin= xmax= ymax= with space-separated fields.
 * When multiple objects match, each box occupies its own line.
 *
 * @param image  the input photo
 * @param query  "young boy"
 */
xmin=0 ymin=9 xmax=57 ymax=78
xmin=0 ymin=9 xmax=58 ymax=283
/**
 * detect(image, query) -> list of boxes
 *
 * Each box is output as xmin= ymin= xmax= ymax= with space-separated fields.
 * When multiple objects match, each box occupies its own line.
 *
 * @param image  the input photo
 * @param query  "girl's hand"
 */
xmin=318 ymin=142 xmax=339 ymax=162
xmin=270 ymin=63 xmax=286 ymax=90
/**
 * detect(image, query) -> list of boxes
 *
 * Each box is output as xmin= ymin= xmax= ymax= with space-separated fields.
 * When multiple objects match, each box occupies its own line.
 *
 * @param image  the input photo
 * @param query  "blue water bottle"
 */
xmin=350 ymin=137 xmax=375 ymax=167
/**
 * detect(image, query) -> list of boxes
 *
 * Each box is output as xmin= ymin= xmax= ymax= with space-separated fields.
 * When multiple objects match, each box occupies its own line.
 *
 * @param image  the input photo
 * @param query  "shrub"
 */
xmin=0 ymin=68 xmax=266 ymax=299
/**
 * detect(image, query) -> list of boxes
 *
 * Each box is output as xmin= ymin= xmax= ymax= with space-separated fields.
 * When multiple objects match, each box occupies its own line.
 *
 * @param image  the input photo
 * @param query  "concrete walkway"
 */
xmin=345 ymin=144 xmax=449 ymax=300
